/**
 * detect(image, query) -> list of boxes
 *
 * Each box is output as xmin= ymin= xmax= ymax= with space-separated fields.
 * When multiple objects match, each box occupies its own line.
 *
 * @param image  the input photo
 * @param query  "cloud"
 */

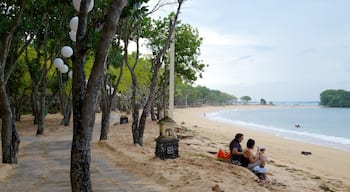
xmin=199 ymin=27 xmax=259 ymax=46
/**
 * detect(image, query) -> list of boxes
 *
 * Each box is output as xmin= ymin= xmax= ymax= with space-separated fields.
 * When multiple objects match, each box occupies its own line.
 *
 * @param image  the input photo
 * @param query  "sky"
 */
xmin=147 ymin=0 xmax=350 ymax=102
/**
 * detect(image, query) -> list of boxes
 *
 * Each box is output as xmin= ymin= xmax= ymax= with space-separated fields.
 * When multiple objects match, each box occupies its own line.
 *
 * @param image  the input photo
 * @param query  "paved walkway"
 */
xmin=0 ymin=119 xmax=166 ymax=192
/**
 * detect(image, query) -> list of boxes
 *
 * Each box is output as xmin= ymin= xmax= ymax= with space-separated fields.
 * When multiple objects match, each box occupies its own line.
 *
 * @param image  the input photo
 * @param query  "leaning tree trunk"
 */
xmin=136 ymin=0 xmax=184 ymax=146
xmin=138 ymin=65 xmax=161 ymax=146
xmin=100 ymin=47 xmax=124 ymax=141
xmin=70 ymin=0 xmax=127 ymax=191
xmin=123 ymin=19 xmax=142 ymax=145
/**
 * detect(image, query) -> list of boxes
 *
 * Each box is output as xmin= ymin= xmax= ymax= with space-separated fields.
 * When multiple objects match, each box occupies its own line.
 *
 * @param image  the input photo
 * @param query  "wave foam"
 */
xmin=206 ymin=113 xmax=350 ymax=151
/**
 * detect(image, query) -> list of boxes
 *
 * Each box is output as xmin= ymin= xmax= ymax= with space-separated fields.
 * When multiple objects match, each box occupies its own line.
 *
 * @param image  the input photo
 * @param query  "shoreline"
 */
xmin=172 ymin=105 xmax=350 ymax=181
xmin=203 ymin=105 xmax=350 ymax=152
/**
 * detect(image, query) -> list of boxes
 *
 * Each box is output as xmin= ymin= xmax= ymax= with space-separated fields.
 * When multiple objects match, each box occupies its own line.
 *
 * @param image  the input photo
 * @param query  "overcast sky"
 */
xmin=149 ymin=0 xmax=350 ymax=102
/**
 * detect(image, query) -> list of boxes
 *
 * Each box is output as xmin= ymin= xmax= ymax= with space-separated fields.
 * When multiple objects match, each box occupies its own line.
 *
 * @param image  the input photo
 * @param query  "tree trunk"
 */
xmin=138 ymin=66 xmax=160 ymax=145
xmin=136 ymin=0 xmax=184 ymax=146
xmin=130 ymin=65 xmax=140 ymax=144
xmin=37 ymin=18 xmax=50 ymax=135
xmin=150 ymin=103 xmax=157 ymax=121
xmin=0 ymin=0 xmax=25 ymax=164
xmin=62 ymin=97 xmax=72 ymax=126
xmin=131 ymin=102 xmax=140 ymax=144
xmin=123 ymin=20 xmax=142 ymax=145
xmin=100 ymin=93 xmax=111 ymax=140
xmin=14 ymin=92 xmax=26 ymax=121
xmin=71 ymin=0 xmax=93 ymax=189
xmin=70 ymin=0 xmax=127 ymax=191
xmin=0 ymin=79 xmax=20 ymax=164
xmin=36 ymin=92 xmax=45 ymax=135
xmin=100 ymin=40 xmax=124 ymax=141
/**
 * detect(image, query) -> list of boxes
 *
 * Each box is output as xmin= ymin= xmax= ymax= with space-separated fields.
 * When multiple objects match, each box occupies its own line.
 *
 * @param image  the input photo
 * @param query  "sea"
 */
xmin=206 ymin=102 xmax=350 ymax=152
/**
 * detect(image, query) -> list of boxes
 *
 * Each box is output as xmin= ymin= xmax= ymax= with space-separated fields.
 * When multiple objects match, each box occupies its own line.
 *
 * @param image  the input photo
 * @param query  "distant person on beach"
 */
xmin=229 ymin=133 xmax=244 ymax=165
xmin=241 ymin=138 xmax=267 ymax=171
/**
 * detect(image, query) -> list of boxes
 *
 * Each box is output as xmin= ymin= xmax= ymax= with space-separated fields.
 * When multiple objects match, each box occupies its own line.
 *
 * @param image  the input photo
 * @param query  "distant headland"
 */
xmin=320 ymin=89 xmax=350 ymax=107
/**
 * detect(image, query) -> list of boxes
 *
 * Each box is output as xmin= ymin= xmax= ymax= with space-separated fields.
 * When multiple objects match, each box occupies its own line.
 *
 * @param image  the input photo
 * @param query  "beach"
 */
xmin=174 ymin=105 xmax=350 ymax=180
xmin=1 ymin=105 xmax=350 ymax=191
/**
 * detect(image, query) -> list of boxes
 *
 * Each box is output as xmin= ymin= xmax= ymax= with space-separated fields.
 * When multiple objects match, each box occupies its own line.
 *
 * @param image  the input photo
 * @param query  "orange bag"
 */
xmin=217 ymin=149 xmax=230 ymax=159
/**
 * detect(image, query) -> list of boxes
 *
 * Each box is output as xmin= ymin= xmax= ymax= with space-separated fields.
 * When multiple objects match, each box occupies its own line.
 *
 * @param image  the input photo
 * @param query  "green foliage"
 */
xmin=320 ymin=89 xmax=350 ymax=107
xmin=1 ymin=0 xmax=212 ymax=116
xmin=142 ymin=13 xmax=206 ymax=86
xmin=260 ymin=98 xmax=267 ymax=105
xmin=121 ymin=0 xmax=149 ymax=19
xmin=116 ymin=53 xmax=152 ymax=95
xmin=0 ymin=1 xmax=23 ymax=39
xmin=240 ymin=96 xmax=252 ymax=104
xmin=7 ymin=56 xmax=31 ymax=99
xmin=173 ymin=23 xmax=205 ymax=82
xmin=175 ymin=83 xmax=236 ymax=106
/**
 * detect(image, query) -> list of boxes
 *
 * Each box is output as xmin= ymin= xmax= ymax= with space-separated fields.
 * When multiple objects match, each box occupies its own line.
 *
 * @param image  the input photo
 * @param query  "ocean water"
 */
xmin=206 ymin=105 xmax=350 ymax=152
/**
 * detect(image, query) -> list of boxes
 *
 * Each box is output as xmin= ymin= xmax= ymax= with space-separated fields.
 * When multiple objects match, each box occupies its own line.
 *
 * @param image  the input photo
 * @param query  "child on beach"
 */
xmin=258 ymin=146 xmax=268 ymax=163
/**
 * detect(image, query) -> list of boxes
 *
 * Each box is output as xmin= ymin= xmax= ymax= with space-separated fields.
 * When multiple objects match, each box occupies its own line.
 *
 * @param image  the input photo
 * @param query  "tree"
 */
xmin=0 ymin=0 xmax=26 ymax=164
xmin=260 ymin=98 xmax=266 ymax=105
xmin=240 ymin=96 xmax=251 ymax=104
xmin=102 ymin=0 xmax=150 ymax=142
xmin=155 ymin=15 xmax=205 ymax=117
xmin=320 ymin=89 xmax=350 ymax=107
xmin=99 ymin=37 xmax=124 ymax=140
xmin=132 ymin=0 xmax=184 ymax=146
xmin=70 ymin=0 xmax=127 ymax=190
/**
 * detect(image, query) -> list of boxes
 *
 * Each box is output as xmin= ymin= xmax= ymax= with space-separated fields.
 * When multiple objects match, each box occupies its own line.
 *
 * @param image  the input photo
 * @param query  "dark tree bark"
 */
xmin=100 ymin=95 xmax=111 ymax=140
xmin=70 ymin=0 xmax=127 ymax=191
xmin=62 ymin=94 xmax=72 ymax=126
xmin=150 ymin=102 xmax=157 ymax=121
xmin=0 ymin=0 xmax=25 ymax=164
xmin=36 ymin=16 xmax=50 ymax=135
xmin=0 ymin=76 xmax=20 ymax=164
xmin=100 ymin=40 xmax=124 ymax=140
xmin=122 ymin=18 xmax=143 ymax=144
xmin=56 ymin=68 xmax=72 ymax=126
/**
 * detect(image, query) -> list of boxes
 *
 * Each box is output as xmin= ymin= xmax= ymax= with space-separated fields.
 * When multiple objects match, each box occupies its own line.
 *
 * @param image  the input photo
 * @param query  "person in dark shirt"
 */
xmin=229 ymin=133 xmax=244 ymax=165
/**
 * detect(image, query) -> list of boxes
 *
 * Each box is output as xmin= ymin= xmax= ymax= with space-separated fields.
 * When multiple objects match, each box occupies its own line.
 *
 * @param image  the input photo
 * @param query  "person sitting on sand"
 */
xmin=229 ymin=133 xmax=244 ymax=165
xmin=241 ymin=138 xmax=267 ymax=170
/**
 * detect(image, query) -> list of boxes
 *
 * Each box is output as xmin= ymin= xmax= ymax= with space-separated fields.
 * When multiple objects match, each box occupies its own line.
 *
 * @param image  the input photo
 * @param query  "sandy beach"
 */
xmin=172 ymin=105 xmax=350 ymax=191
xmin=1 ymin=105 xmax=350 ymax=191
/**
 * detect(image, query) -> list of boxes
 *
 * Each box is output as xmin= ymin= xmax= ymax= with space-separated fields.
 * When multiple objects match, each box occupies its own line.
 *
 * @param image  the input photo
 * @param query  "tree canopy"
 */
xmin=320 ymin=89 xmax=350 ymax=107
xmin=240 ymin=96 xmax=252 ymax=104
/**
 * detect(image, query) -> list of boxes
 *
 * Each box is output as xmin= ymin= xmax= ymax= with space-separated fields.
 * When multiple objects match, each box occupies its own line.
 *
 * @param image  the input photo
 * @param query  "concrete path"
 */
xmin=0 ymin=119 xmax=166 ymax=192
